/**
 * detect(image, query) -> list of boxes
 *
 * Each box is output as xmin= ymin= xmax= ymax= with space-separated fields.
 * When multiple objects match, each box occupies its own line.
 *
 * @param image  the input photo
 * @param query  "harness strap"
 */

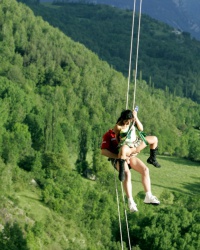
xmin=119 ymin=122 xmax=149 ymax=147
xmin=136 ymin=128 xmax=149 ymax=146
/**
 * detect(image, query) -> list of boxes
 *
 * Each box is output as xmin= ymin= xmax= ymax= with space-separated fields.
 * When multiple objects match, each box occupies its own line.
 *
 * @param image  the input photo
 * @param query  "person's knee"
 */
xmin=125 ymin=168 xmax=131 ymax=180
xmin=142 ymin=166 xmax=149 ymax=176
xmin=153 ymin=136 xmax=158 ymax=143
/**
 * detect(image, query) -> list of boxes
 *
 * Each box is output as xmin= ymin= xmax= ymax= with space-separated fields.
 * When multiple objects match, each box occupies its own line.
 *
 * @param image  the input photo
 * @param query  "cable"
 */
xmin=113 ymin=166 xmax=124 ymax=250
xmin=120 ymin=182 xmax=132 ymax=250
xmin=113 ymin=163 xmax=132 ymax=249
xmin=126 ymin=0 xmax=137 ymax=110
xmin=132 ymin=0 xmax=143 ymax=109
xmin=115 ymin=1 xmax=143 ymax=249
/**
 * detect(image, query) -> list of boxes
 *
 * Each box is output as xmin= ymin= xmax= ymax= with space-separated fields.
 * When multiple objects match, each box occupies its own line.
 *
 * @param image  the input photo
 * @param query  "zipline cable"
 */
xmin=126 ymin=0 xmax=137 ymax=110
xmin=120 ymin=182 xmax=132 ymax=250
xmin=114 ymin=168 xmax=131 ymax=250
xmin=132 ymin=0 xmax=142 ymax=109
xmin=114 ymin=167 xmax=131 ymax=250
xmin=117 ymin=0 xmax=143 ymax=249
xmin=113 ymin=167 xmax=124 ymax=250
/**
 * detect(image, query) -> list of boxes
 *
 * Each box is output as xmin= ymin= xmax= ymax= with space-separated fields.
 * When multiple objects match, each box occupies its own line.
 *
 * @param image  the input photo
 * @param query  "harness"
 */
xmin=136 ymin=127 xmax=149 ymax=146
xmin=118 ymin=122 xmax=134 ymax=147
xmin=119 ymin=122 xmax=149 ymax=147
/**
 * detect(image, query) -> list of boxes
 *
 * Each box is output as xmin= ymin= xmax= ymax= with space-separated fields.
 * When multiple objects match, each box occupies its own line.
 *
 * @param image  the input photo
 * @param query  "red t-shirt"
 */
xmin=101 ymin=129 xmax=118 ymax=154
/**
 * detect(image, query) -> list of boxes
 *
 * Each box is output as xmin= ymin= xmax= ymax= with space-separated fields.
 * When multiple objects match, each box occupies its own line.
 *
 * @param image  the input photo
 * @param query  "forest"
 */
xmin=25 ymin=0 xmax=200 ymax=104
xmin=0 ymin=0 xmax=199 ymax=249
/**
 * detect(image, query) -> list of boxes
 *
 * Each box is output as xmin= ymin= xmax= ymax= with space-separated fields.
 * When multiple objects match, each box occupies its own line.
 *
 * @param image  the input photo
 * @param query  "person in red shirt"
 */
xmin=101 ymin=129 xmax=160 ymax=213
xmin=114 ymin=109 xmax=161 ymax=183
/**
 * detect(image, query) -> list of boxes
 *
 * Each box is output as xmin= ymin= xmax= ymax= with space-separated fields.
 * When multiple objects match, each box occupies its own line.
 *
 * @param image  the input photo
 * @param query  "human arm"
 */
xmin=133 ymin=110 xmax=143 ymax=131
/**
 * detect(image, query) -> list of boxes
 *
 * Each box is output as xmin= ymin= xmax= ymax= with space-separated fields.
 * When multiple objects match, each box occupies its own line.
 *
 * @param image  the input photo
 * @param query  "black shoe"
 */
xmin=118 ymin=159 xmax=125 ymax=182
xmin=147 ymin=157 xmax=161 ymax=168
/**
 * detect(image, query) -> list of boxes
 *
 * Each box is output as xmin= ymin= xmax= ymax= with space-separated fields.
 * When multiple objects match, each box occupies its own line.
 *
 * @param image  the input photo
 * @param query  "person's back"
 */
xmin=101 ymin=129 xmax=119 ymax=159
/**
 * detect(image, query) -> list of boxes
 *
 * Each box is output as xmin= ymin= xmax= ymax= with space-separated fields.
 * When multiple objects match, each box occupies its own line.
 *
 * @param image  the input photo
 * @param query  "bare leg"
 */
xmin=129 ymin=157 xmax=160 ymax=205
xmin=145 ymin=135 xmax=158 ymax=149
xmin=129 ymin=157 xmax=151 ymax=192
xmin=123 ymin=163 xmax=138 ymax=212
xmin=119 ymin=135 xmax=159 ymax=158
xmin=115 ymin=161 xmax=133 ymax=198
xmin=123 ymin=164 xmax=133 ymax=199
xmin=134 ymin=141 xmax=148 ymax=153
xmin=118 ymin=145 xmax=133 ymax=159
xmin=134 ymin=135 xmax=158 ymax=152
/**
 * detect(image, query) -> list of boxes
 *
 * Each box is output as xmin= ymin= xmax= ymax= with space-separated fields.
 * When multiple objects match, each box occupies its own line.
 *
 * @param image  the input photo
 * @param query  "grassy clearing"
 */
xmin=16 ymin=189 xmax=51 ymax=221
xmin=15 ymin=154 xmax=199 ymax=215
xmin=130 ymin=153 xmax=200 ymax=198
xmin=41 ymin=3 xmax=62 ymax=9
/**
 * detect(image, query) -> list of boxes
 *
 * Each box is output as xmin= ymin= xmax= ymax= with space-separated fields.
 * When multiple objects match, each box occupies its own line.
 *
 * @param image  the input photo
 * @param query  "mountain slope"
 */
xmin=76 ymin=0 xmax=200 ymax=40
xmin=29 ymin=2 xmax=200 ymax=103
xmin=0 ymin=1 xmax=199 ymax=249
xmin=139 ymin=0 xmax=200 ymax=41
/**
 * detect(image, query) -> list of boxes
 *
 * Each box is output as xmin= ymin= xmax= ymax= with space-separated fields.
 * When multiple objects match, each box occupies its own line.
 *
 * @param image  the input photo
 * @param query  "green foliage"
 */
xmin=0 ymin=222 xmax=29 ymax=250
xmin=1 ymin=0 xmax=200 ymax=162
xmin=160 ymin=190 xmax=174 ymax=205
xmin=28 ymin=2 xmax=200 ymax=103
xmin=0 ymin=0 xmax=199 ymax=249
xmin=127 ymin=193 xmax=200 ymax=250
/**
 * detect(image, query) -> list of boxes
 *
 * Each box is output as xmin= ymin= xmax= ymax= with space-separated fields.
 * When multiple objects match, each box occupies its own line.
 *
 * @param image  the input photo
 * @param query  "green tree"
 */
xmin=0 ymin=222 xmax=29 ymax=250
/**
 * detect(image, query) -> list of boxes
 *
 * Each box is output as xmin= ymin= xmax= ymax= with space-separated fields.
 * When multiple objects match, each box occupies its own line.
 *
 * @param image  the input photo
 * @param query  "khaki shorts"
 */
xmin=120 ymin=137 xmax=143 ymax=148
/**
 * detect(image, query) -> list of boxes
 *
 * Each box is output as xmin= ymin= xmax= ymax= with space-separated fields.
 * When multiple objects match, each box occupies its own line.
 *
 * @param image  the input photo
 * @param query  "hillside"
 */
xmin=76 ymin=0 xmax=200 ymax=41
xmin=0 ymin=0 xmax=200 ymax=249
xmin=26 ymin=2 xmax=200 ymax=104
xmin=0 ymin=152 xmax=200 ymax=249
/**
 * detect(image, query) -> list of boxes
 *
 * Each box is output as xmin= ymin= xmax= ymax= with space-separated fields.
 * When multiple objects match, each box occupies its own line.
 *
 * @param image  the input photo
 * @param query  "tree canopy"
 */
xmin=26 ymin=1 xmax=200 ymax=104
xmin=0 ymin=0 xmax=199 ymax=249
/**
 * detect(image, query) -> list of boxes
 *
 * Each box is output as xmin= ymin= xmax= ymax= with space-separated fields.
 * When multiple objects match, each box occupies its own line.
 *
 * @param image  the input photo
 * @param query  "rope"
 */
xmin=132 ymin=0 xmax=143 ymax=109
xmin=113 ymin=167 xmax=131 ymax=250
xmin=126 ymin=0 xmax=137 ymax=110
xmin=113 ymin=167 xmax=124 ymax=250
xmin=115 ymin=1 xmax=143 ymax=249
xmin=120 ymin=182 xmax=132 ymax=250
xmin=126 ymin=0 xmax=143 ymax=109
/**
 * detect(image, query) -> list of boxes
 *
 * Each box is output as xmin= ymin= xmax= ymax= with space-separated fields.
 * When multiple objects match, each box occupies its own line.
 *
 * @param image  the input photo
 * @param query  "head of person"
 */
xmin=117 ymin=109 xmax=133 ymax=124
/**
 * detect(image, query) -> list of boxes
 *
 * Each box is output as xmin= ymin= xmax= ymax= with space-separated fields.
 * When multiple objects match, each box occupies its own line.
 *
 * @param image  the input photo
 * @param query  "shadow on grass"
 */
xmin=150 ymin=183 xmax=192 ymax=195
xmin=181 ymin=176 xmax=200 ymax=195
xmin=145 ymin=177 xmax=200 ymax=195
xmin=158 ymin=155 xmax=200 ymax=167
xmin=133 ymin=171 xmax=200 ymax=195
xmin=20 ymin=194 xmax=42 ymax=202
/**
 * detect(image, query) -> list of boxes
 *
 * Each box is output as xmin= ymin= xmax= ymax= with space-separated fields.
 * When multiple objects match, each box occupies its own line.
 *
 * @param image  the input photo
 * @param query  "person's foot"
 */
xmin=147 ymin=157 xmax=161 ymax=168
xmin=128 ymin=200 xmax=138 ymax=212
xmin=144 ymin=195 xmax=160 ymax=205
xmin=118 ymin=160 xmax=125 ymax=182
